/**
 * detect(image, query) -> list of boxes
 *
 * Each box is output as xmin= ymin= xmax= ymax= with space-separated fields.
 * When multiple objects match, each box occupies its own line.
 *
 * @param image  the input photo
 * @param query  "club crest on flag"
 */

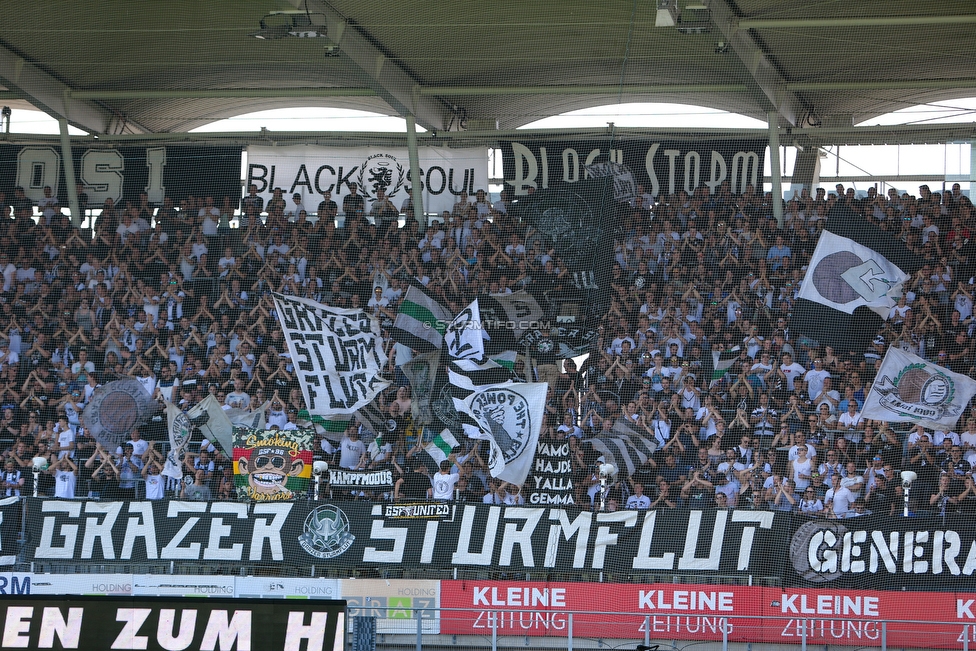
xmin=871 ymin=364 xmax=957 ymax=420
xmin=862 ymin=347 xmax=976 ymax=429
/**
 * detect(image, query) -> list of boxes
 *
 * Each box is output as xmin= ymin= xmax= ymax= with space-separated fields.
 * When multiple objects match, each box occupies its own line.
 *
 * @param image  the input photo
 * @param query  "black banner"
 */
xmin=524 ymin=440 xmax=575 ymax=506
xmin=23 ymin=499 xmax=785 ymax=578
xmin=500 ymin=138 xmax=767 ymax=200
xmin=328 ymin=469 xmax=394 ymax=490
xmin=785 ymin=513 xmax=976 ymax=590
xmin=0 ymin=595 xmax=344 ymax=651
xmin=21 ymin=499 xmax=976 ymax=590
xmin=0 ymin=144 xmax=241 ymax=209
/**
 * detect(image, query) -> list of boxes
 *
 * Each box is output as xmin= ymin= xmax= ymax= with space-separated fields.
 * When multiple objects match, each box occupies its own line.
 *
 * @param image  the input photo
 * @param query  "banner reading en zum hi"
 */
xmin=499 ymin=138 xmax=767 ymax=198
xmin=442 ymin=581 xmax=976 ymax=649
xmin=0 ymin=144 xmax=241 ymax=207
xmin=246 ymin=145 xmax=489 ymax=215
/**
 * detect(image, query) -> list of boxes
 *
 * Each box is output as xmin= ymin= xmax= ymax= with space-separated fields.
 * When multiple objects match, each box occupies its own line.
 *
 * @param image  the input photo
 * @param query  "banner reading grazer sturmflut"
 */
xmin=233 ymin=427 xmax=314 ymax=501
xmin=246 ymin=145 xmax=489 ymax=215
xmin=272 ymin=293 xmax=389 ymax=415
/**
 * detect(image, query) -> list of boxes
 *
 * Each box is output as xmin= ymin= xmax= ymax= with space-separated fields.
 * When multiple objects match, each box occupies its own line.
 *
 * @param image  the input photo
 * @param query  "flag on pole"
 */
xmin=862 ymin=347 xmax=976 ymax=430
xmin=452 ymin=377 xmax=547 ymax=486
xmin=424 ymin=428 xmax=459 ymax=465
xmin=187 ymin=394 xmax=233 ymax=457
xmin=162 ymin=401 xmax=192 ymax=480
xmin=445 ymin=298 xmax=485 ymax=360
xmin=392 ymin=286 xmax=451 ymax=351
xmin=711 ymin=346 xmax=741 ymax=387
xmin=400 ymin=349 xmax=441 ymax=425
xmin=797 ymin=230 xmax=910 ymax=318
xmin=297 ymin=410 xmax=349 ymax=442
xmin=792 ymin=220 xmax=917 ymax=353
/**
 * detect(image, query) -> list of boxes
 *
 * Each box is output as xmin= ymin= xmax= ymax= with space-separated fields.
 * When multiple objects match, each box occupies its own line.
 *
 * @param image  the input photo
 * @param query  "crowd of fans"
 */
xmin=0 ymin=176 xmax=974 ymax=520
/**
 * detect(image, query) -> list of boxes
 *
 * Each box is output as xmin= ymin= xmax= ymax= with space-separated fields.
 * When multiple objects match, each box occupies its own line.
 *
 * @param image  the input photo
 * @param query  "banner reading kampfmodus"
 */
xmin=272 ymin=293 xmax=389 ymax=415
xmin=233 ymin=427 xmax=315 ymax=501
xmin=0 ymin=144 xmax=241 ymax=207
xmin=246 ymin=144 xmax=489 ymax=215
xmin=862 ymin=347 xmax=976 ymax=429
xmin=499 ymin=137 xmax=767 ymax=198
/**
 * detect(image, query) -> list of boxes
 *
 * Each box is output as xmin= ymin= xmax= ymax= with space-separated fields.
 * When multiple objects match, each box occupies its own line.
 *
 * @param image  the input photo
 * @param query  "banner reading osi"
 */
xmin=246 ymin=145 xmax=489 ymax=215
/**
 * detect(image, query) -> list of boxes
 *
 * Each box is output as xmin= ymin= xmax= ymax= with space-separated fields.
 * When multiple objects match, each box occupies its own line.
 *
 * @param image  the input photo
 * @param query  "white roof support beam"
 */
xmin=0 ymin=45 xmax=147 ymax=134
xmin=288 ymin=0 xmax=450 ymax=131
xmin=705 ymin=0 xmax=808 ymax=127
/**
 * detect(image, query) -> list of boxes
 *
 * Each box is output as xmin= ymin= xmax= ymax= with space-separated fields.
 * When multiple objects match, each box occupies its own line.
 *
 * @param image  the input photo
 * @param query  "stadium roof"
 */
xmin=0 ymin=0 xmax=974 ymax=136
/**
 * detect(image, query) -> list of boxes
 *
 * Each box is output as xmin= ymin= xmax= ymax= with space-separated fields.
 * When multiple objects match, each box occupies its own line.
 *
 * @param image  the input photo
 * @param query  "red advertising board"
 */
xmin=441 ymin=581 xmax=976 ymax=649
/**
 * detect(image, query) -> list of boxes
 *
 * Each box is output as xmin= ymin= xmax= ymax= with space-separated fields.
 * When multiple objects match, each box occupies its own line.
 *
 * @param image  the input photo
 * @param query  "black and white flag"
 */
xmin=862 ymin=347 xmax=976 ymax=430
xmin=272 ymin=293 xmax=389 ymax=415
xmin=400 ymin=349 xmax=441 ymax=425
xmin=445 ymin=298 xmax=485 ymax=360
xmin=163 ymin=401 xmax=191 ymax=480
xmin=449 ymin=369 xmax=546 ymax=486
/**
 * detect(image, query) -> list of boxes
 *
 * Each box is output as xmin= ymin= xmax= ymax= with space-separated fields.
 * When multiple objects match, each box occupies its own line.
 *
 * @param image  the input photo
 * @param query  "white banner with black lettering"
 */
xmin=272 ymin=293 xmax=389 ymax=415
xmin=246 ymin=145 xmax=489 ymax=215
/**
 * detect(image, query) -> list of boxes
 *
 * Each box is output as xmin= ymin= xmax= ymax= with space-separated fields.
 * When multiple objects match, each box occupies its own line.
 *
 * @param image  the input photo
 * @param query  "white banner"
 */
xmin=246 ymin=145 xmax=489 ymax=215
xmin=797 ymin=230 xmax=909 ymax=318
xmin=862 ymin=347 xmax=976 ymax=429
xmin=273 ymin=293 xmax=389 ymax=415
xmin=452 ymin=376 xmax=547 ymax=486
xmin=445 ymin=299 xmax=485 ymax=360
xmin=162 ymin=402 xmax=191 ymax=480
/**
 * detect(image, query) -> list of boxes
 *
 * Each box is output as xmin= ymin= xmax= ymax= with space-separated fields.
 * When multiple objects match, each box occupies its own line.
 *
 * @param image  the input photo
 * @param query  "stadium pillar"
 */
xmin=405 ymin=114 xmax=425 ymax=225
xmin=767 ymin=112 xmax=784 ymax=228
xmin=790 ymin=147 xmax=822 ymax=196
xmin=59 ymin=118 xmax=82 ymax=227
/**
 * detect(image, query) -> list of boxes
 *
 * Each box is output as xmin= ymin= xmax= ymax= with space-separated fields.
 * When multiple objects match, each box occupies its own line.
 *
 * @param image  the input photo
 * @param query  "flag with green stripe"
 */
xmin=392 ymin=286 xmax=451 ymax=352
xmin=424 ymin=428 xmax=458 ymax=465
xmin=297 ymin=409 xmax=348 ymax=441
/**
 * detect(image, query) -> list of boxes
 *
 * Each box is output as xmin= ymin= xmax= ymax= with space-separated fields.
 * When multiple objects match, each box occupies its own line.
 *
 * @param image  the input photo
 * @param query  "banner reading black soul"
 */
xmin=499 ymin=138 xmax=767 ymax=199
xmin=0 ymin=144 xmax=241 ymax=208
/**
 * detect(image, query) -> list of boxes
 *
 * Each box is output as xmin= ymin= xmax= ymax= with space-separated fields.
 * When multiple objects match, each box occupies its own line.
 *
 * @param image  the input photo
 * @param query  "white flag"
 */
xmin=272 ymin=293 xmax=389 ymax=415
xmin=187 ymin=394 xmax=233 ymax=456
xmin=452 ymin=379 xmax=547 ymax=486
xmin=797 ymin=230 xmax=910 ymax=318
xmin=444 ymin=299 xmax=485 ymax=360
xmin=162 ymin=401 xmax=191 ymax=480
xmin=862 ymin=347 xmax=976 ymax=430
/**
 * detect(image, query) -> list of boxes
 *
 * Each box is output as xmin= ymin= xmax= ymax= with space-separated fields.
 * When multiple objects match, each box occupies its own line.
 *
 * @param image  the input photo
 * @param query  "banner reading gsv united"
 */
xmin=246 ymin=145 xmax=488 ymax=215
xmin=0 ymin=145 xmax=241 ymax=207
xmin=500 ymin=138 xmax=766 ymax=198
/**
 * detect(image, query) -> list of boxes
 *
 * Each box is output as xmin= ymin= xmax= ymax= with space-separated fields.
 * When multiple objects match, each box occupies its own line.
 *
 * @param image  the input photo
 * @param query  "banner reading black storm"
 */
xmin=0 ymin=144 xmax=241 ymax=207
xmin=500 ymin=138 xmax=767 ymax=198
xmin=246 ymin=145 xmax=488 ymax=215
